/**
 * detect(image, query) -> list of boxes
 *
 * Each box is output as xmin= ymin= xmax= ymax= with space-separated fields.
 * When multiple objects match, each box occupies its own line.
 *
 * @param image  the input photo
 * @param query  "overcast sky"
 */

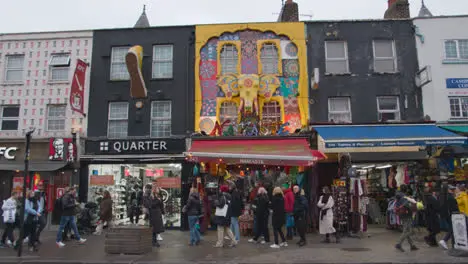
xmin=0 ymin=0 xmax=466 ymax=33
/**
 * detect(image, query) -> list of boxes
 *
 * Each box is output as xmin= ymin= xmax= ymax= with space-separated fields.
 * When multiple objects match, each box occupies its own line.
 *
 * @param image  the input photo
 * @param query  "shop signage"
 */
xmin=49 ymin=138 xmax=76 ymax=162
xmin=447 ymin=78 xmax=468 ymax=89
xmin=453 ymin=214 xmax=468 ymax=251
xmin=0 ymin=147 xmax=17 ymax=160
xmin=90 ymin=175 xmax=115 ymax=186
xmin=325 ymin=139 xmax=467 ymax=149
xmin=87 ymin=138 xmax=186 ymax=155
xmin=56 ymin=188 xmax=65 ymax=198
xmin=157 ymin=177 xmax=181 ymax=189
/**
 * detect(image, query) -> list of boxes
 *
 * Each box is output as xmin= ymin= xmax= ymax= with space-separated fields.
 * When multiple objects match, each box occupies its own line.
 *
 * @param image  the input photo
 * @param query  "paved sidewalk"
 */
xmin=0 ymin=227 xmax=467 ymax=263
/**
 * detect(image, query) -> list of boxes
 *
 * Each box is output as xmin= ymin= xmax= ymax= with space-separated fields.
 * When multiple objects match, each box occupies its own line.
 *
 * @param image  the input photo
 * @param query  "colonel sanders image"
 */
xmin=49 ymin=138 xmax=64 ymax=160
xmin=67 ymin=142 xmax=75 ymax=162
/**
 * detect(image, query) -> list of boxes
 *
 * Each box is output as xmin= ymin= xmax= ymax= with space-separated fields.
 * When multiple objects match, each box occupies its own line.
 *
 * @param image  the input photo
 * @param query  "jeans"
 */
xmin=56 ymin=216 xmax=81 ymax=242
xmin=230 ymin=217 xmax=240 ymax=241
xmin=273 ymin=226 xmax=286 ymax=245
xmin=286 ymin=213 xmax=294 ymax=238
xmin=1 ymin=223 xmax=15 ymax=244
xmin=188 ymin=216 xmax=201 ymax=245
xmin=398 ymin=218 xmax=415 ymax=246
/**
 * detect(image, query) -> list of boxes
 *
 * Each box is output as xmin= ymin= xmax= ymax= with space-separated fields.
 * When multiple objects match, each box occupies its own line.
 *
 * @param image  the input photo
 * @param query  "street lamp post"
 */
xmin=17 ymin=128 xmax=35 ymax=257
xmin=71 ymin=128 xmax=79 ymax=200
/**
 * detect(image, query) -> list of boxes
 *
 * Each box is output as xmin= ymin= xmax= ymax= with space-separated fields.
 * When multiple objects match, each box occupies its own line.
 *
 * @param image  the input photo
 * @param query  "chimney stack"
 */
xmin=278 ymin=0 xmax=299 ymax=22
xmin=384 ymin=0 xmax=410 ymax=19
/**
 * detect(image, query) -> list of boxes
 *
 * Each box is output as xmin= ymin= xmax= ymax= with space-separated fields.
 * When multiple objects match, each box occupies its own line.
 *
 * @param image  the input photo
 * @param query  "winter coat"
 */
xmin=272 ymin=194 xmax=285 ymax=228
xmin=293 ymin=192 xmax=308 ymax=219
xmin=253 ymin=194 xmax=270 ymax=220
xmin=149 ymin=195 xmax=165 ymax=233
xmin=456 ymin=192 xmax=468 ymax=216
xmin=440 ymin=193 xmax=459 ymax=221
xmin=230 ymin=189 xmax=243 ymax=217
xmin=61 ymin=192 xmax=76 ymax=216
xmin=214 ymin=192 xmax=232 ymax=227
xmin=424 ymin=194 xmax=441 ymax=234
xmin=25 ymin=198 xmax=42 ymax=222
xmin=283 ymin=188 xmax=295 ymax=213
xmin=317 ymin=195 xmax=336 ymax=235
xmin=184 ymin=192 xmax=202 ymax=216
xmin=2 ymin=197 xmax=17 ymax=223
xmin=99 ymin=197 xmax=113 ymax=222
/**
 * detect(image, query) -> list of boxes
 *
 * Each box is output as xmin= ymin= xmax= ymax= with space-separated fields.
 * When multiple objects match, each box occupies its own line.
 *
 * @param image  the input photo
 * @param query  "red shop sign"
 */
xmin=90 ymin=175 xmax=115 ymax=186
xmin=156 ymin=177 xmax=181 ymax=189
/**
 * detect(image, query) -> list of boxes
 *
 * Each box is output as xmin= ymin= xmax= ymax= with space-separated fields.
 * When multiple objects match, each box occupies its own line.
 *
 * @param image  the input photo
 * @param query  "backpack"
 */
xmin=395 ymin=203 xmax=410 ymax=216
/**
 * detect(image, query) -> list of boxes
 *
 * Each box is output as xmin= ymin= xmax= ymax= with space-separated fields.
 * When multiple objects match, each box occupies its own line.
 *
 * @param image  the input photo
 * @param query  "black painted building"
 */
xmin=306 ymin=19 xmax=423 ymax=123
xmin=81 ymin=23 xmax=195 ymax=229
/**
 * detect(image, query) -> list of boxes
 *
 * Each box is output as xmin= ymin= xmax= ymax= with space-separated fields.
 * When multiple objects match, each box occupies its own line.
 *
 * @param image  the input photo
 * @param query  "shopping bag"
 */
xmin=286 ymin=214 xmax=295 ymax=228
xmin=215 ymin=196 xmax=229 ymax=217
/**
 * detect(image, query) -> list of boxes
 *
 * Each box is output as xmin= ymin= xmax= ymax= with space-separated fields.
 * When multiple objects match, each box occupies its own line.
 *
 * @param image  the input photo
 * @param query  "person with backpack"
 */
xmin=394 ymin=187 xmax=419 ymax=252
xmin=183 ymin=188 xmax=202 ymax=246
xmin=1 ymin=191 xmax=19 ymax=248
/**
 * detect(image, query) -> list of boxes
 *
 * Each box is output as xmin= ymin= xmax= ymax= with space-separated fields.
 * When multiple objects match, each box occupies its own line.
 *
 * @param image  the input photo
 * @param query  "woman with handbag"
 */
xmin=214 ymin=185 xmax=237 ymax=248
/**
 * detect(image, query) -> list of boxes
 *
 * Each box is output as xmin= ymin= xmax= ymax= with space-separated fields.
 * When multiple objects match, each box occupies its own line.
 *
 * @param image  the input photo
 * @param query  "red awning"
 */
xmin=185 ymin=138 xmax=326 ymax=166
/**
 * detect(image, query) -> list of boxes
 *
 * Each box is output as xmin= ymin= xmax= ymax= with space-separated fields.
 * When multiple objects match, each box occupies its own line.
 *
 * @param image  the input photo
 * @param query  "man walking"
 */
xmin=395 ymin=189 xmax=418 ymax=252
xmin=1 ymin=191 xmax=19 ymax=248
xmin=55 ymin=187 xmax=86 ymax=248
xmin=35 ymin=183 xmax=47 ymax=244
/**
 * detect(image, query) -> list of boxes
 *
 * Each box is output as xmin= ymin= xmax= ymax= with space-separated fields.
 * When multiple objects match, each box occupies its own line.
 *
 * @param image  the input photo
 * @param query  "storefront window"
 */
xmin=88 ymin=163 xmax=182 ymax=228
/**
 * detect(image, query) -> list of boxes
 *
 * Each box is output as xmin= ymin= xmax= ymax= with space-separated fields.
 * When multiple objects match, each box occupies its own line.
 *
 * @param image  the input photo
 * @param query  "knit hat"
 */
xmin=281 ymin=183 xmax=289 ymax=189
xmin=220 ymin=185 xmax=229 ymax=193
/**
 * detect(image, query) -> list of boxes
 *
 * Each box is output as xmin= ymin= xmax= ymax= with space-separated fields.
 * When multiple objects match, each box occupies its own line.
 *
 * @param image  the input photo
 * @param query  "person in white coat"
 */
xmin=317 ymin=186 xmax=339 ymax=243
xmin=1 ymin=192 xmax=19 ymax=248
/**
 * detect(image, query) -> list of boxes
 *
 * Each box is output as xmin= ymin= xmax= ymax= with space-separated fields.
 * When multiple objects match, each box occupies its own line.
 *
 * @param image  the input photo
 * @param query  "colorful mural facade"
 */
xmin=195 ymin=23 xmax=309 ymax=136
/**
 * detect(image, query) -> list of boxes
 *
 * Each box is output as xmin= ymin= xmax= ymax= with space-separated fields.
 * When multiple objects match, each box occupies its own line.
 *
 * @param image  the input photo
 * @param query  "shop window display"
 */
xmin=88 ymin=163 xmax=182 ymax=228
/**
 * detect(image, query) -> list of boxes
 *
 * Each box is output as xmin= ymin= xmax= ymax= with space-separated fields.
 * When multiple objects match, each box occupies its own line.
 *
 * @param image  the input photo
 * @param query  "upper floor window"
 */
xmin=151 ymin=101 xmax=171 ymax=138
xmin=220 ymin=44 xmax=238 ymax=75
xmin=377 ymin=96 xmax=400 ymax=121
xmin=0 ymin=105 xmax=19 ymax=131
xmin=110 ymin=47 xmax=130 ymax=80
xmin=152 ymin=45 xmax=173 ymax=79
xmin=219 ymin=101 xmax=238 ymax=133
xmin=260 ymin=43 xmax=279 ymax=74
xmin=262 ymin=101 xmax=281 ymax=124
xmin=325 ymin=41 xmax=349 ymax=74
xmin=4 ymin=55 xmax=24 ymax=83
xmin=328 ymin=97 xmax=352 ymax=123
xmin=47 ymin=104 xmax=66 ymax=131
xmin=49 ymin=53 xmax=71 ymax=82
xmin=449 ymin=97 xmax=468 ymax=119
xmin=373 ymin=40 xmax=397 ymax=73
xmin=445 ymin=40 xmax=468 ymax=61
xmin=108 ymin=102 xmax=128 ymax=138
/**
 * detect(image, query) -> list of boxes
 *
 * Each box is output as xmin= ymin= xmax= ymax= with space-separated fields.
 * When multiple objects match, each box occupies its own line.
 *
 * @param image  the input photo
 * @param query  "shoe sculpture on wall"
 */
xmin=126 ymin=45 xmax=147 ymax=98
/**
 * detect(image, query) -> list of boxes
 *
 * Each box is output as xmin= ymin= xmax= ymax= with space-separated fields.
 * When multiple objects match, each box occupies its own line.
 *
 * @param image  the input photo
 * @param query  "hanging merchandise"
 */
xmin=193 ymin=165 xmax=199 ymax=176
xmin=296 ymin=172 xmax=304 ymax=188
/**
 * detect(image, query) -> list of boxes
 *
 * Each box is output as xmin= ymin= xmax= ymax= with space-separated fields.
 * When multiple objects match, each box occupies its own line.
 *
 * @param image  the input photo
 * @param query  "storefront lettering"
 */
xmin=113 ymin=141 xmax=167 ymax=153
xmin=446 ymin=78 xmax=468 ymax=89
xmin=0 ymin=147 xmax=17 ymax=160
xmin=326 ymin=139 xmax=467 ymax=148
xmin=239 ymin=159 xmax=265 ymax=165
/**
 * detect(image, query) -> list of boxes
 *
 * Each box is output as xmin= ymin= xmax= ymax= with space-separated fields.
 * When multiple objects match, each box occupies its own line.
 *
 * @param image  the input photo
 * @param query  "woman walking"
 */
xmin=214 ymin=185 xmax=237 ymax=248
xmin=271 ymin=187 xmax=287 ymax=248
xmin=249 ymin=187 xmax=270 ymax=244
xmin=183 ymin=188 xmax=202 ymax=246
xmin=439 ymin=184 xmax=459 ymax=250
xmin=94 ymin=190 xmax=113 ymax=235
xmin=149 ymin=187 xmax=165 ymax=247
xmin=424 ymin=187 xmax=440 ymax=247
xmin=1 ymin=191 xmax=18 ymax=248
xmin=24 ymin=190 xmax=42 ymax=252
xmin=293 ymin=185 xmax=308 ymax=247
xmin=317 ymin=186 xmax=339 ymax=243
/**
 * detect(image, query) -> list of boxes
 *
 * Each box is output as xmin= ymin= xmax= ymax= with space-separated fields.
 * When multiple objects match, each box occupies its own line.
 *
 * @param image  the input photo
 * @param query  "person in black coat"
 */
xmin=424 ymin=187 xmax=441 ymax=247
xmin=271 ymin=187 xmax=287 ymax=248
xmin=183 ymin=188 xmax=202 ymax=246
xmin=214 ymin=185 xmax=237 ymax=248
xmin=248 ymin=187 xmax=270 ymax=244
xmin=149 ymin=187 xmax=165 ymax=247
xmin=439 ymin=184 xmax=459 ymax=250
xmin=229 ymin=184 xmax=243 ymax=242
xmin=293 ymin=185 xmax=308 ymax=247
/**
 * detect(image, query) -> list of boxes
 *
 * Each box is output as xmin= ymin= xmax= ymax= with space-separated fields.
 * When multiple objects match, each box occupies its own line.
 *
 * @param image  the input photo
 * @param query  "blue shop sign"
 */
xmin=325 ymin=139 xmax=468 ymax=149
xmin=446 ymin=78 xmax=468 ymax=89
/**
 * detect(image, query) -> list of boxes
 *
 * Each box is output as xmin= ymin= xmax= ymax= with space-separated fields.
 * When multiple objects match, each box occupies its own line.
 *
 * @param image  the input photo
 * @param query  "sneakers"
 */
xmin=270 ymin=244 xmax=280 ymax=249
xmin=395 ymin=244 xmax=405 ymax=252
xmin=260 ymin=240 xmax=266 ymax=245
xmin=410 ymin=245 xmax=419 ymax=251
xmin=157 ymin=234 xmax=163 ymax=241
xmin=280 ymin=242 xmax=288 ymax=247
xmin=23 ymin=237 xmax=29 ymax=244
xmin=439 ymin=240 xmax=448 ymax=250
xmin=125 ymin=45 xmax=147 ymax=98
xmin=6 ymin=240 xmax=12 ymax=247
xmin=248 ymin=238 xmax=257 ymax=243
xmin=56 ymin=242 xmax=66 ymax=248
xmin=78 ymin=238 xmax=87 ymax=244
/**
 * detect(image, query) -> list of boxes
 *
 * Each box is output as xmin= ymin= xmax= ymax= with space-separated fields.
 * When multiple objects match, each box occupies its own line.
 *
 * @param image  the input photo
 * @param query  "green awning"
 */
xmin=440 ymin=125 xmax=468 ymax=134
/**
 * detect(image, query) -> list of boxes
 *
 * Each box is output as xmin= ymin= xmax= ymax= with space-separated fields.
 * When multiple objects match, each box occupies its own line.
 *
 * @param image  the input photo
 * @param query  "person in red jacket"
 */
xmin=282 ymin=184 xmax=295 ymax=240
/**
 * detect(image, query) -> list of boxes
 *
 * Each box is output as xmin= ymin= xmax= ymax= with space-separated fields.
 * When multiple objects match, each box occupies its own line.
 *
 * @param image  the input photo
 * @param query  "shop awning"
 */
xmin=314 ymin=124 xmax=468 ymax=149
xmin=439 ymin=125 xmax=468 ymax=134
xmin=0 ymin=161 xmax=67 ymax=172
xmin=185 ymin=138 xmax=326 ymax=166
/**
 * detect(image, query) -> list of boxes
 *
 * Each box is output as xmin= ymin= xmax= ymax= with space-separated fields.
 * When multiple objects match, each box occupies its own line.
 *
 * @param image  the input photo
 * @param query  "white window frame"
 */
xmin=49 ymin=53 xmax=71 ymax=83
xmin=444 ymin=39 xmax=468 ymax=61
xmin=325 ymin=41 xmax=349 ymax=74
xmin=152 ymin=45 xmax=174 ymax=79
xmin=110 ymin=47 xmax=130 ymax=81
xmin=449 ymin=97 xmax=468 ymax=119
xmin=327 ymin=97 xmax=352 ymax=123
xmin=373 ymin=40 xmax=397 ymax=73
xmin=219 ymin=101 xmax=239 ymax=130
xmin=260 ymin=43 xmax=279 ymax=75
xmin=377 ymin=96 xmax=401 ymax=121
xmin=262 ymin=101 xmax=282 ymax=124
xmin=107 ymin=102 xmax=129 ymax=139
xmin=150 ymin=101 xmax=172 ymax=138
xmin=46 ymin=104 xmax=67 ymax=131
xmin=0 ymin=105 xmax=20 ymax=131
xmin=220 ymin=44 xmax=238 ymax=75
xmin=4 ymin=55 xmax=24 ymax=83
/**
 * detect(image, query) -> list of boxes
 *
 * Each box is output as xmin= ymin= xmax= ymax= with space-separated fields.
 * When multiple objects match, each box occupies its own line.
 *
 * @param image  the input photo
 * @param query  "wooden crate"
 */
xmin=105 ymin=226 xmax=152 ymax=255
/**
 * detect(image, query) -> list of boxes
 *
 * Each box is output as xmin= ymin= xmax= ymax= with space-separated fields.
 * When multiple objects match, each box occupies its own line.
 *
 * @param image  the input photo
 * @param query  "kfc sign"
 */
xmin=0 ymin=147 xmax=17 ymax=160
xmin=49 ymin=138 xmax=76 ymax=162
